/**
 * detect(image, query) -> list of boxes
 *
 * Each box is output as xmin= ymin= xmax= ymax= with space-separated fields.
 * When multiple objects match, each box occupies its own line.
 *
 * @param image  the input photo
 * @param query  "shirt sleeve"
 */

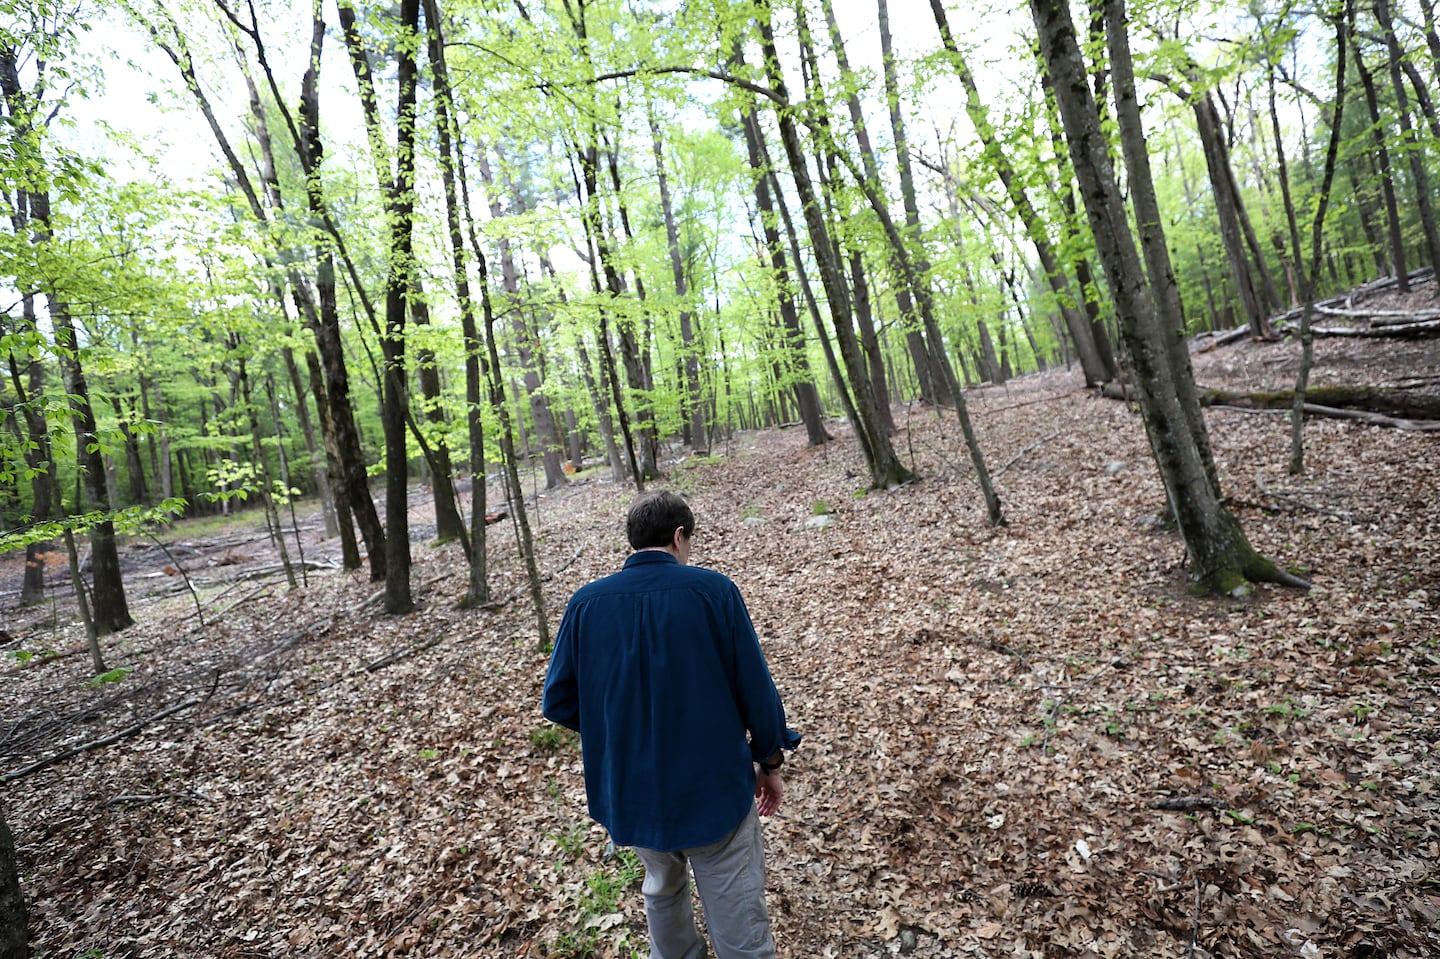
xmin=728 ymin=584 xmax=801 ymax=761
xmin=542 ymin=601 xmax=581 ymax=732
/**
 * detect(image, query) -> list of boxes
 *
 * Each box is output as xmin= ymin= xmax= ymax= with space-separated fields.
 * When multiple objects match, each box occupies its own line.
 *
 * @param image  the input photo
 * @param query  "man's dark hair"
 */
xmin=627 ymin=491 xmax=695 ymax=550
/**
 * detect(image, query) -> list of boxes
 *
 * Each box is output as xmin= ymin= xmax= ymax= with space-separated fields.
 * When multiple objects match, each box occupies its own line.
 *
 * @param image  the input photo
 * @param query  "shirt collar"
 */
xmin=623 ymin=550 xmax=679 ymax=569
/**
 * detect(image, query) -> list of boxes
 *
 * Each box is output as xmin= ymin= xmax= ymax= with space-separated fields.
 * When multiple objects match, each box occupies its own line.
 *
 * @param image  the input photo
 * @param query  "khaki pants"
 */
xmin=631 ymin=806 xmax=776 ymax=959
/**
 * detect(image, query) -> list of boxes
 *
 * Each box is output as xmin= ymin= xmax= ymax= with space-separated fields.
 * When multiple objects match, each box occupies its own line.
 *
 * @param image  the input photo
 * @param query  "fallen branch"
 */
xmin=1211 ymin=403 xmax=1440 ymax=432
xmin=1148 ymin=796 xmax=1230 ymax=811
xmin=994 ymin=430 xmax=1064 ymax=478
xmin=363 ymin=630 xmax=448 ymax=672
xmin=1 ymin=694 xmax=205 ymax=783
xmin=1312 ymin=318 xmax=1440 ymax=338
xmin=1312 ymin=305 xmax=1440 ymax=322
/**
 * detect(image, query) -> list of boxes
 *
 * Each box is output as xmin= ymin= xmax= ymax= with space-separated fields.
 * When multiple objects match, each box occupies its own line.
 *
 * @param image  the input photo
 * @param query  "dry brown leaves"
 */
xmin=3 ymin=333 xmax=1438 ymax=959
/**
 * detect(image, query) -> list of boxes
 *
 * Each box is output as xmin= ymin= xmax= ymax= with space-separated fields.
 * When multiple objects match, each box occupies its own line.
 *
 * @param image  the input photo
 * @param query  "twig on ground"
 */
xmin=995 ymin=430 xmax=1064 ymax=478
xmin=1188 ymin=877 xmax=1203 ymax=958
xmin=363 ymin=631 xmax=448 ymax=672
xmin=104 ymin=789 xmax=216 ymax=808
xmin=1148 ymin=797 xmax=1230 ymax=811
xmin=1 ymin=694 xmax=205 ymax=783
xmin=379 ymin=895 xmax=438 ymax=950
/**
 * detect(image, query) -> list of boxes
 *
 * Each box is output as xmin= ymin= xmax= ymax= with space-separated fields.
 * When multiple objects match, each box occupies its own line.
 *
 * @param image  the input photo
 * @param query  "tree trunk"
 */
xmin=650 ymin=113 xmax=709 ymax=453
xmin=424 ymin=0 xmax=489 ymax=605
xmin=236 ymin=348 xmax=297 ymax=590
xmin=877 ymin=0 xmax=952 ymax=405
xmin=296 ymin=15 xmax=385 ymax=580
xmin=1035 ymin=0 xmax=1304 ymax=594
xmin=410 ymin=280 xmax=466 ymax=543
xmin=1353 ymin=37 xmax=1410 ymax=292
xmin=479 ymin=149 xmax=570 ymax=490
xmin=377 ymin=0 xmax=421 ymax=615
xmin=929 ymin=0 xmax=1110 ymax=386
xmin=849 ymin=252 xmax=897 ymax=433
xmin=1191 ymin=92 xmax=1274 ymax=337
xmin=1374 ymin=0 xmax=1440 ymax=271
xmin=754 ymin=0 xmax=912 ymax=488
xmin=7 ymin=294 xmax=52 ymax=606
xmin=735 ymin=89 xmax=829 ymax=446
xmin=0 ymin=798 xmax=26 ymax=959
xmin=0 ymin=47 xmax=132 ymax=633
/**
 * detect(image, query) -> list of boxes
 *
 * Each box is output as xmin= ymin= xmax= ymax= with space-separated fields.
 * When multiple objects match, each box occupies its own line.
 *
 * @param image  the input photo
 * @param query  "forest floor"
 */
xmin=3 ymin=311 xmax=1439 ymax=958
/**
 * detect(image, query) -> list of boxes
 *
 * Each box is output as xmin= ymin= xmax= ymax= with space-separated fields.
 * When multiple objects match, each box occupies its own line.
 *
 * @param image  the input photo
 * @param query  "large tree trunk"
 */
xmin=0 ymin=798 xmax=25 ymax=959
xmin=1034 ymin=0 xmax=1305 ymax=594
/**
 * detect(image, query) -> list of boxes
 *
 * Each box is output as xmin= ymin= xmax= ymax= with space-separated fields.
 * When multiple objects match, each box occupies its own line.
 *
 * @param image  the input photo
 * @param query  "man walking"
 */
xmin=543 ymin=490 xmax=800 ymax=959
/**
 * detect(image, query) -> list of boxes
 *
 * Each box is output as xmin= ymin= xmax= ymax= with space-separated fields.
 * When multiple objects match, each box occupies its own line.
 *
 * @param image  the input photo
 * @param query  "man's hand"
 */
xmin=755 ymin=769 xmax=783 ymax=816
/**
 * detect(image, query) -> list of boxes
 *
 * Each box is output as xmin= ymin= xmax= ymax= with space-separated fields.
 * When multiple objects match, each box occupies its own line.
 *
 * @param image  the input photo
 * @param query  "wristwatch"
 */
xmin=758 ymin=753 xmax=784 ymax=774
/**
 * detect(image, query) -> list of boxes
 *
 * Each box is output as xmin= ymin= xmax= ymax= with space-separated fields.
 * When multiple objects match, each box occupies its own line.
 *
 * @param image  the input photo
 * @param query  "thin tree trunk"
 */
xmin=1192 ymin=91 xmax=1274 ymax=336
xmin=1353 ymin=36 xmax=1409 ymax=291
xmin=734 ymin=90 xmax=830 ymax=445
xmin=649 ymin=112 xmax=709 ymax=453
xmin=410 ymin=279 xmax=466 ymax=543
xmin=236 ymin=347 xmax=297 ymax=589
xmin=877 ymin=0 xmax=952 ymax=405
xmin=928 ymin=0 xmax=1110 ymax=386
xmin=1374 ymin=0 xmax=1440 ymax=270
xmin=1291 ymin=4 xmax=1351 ymax=475
xmin=425 ymin=0 xmax=489 ymax=605
xmin=7 ymin=294 xmax=52 ymax=606
xmin=754 ymin=0 xmax=911 ymax=487
xmin=479 ymin=149 xmax=570 ymax=490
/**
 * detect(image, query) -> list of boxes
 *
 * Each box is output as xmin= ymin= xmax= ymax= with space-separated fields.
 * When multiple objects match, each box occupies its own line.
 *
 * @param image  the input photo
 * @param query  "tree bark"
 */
xmin=650 ymin=113 xmax=710 ymax=453
xmin=410 ymin=280 xmax=466 ymax=543
xmin=6 ymin=294 xmax=52 ymax=606
xmin=877 ymin=0 xmax=952 ymax=405
xmin=292 ymin=13 xmax=387 ymax=580
xmin=0 ymin=797 xmax=25 ymax=959
xmin=424 ymin=0 xmax=489 ymax=605
xmin=1191 ymin=91 xmax=1274 ymax=337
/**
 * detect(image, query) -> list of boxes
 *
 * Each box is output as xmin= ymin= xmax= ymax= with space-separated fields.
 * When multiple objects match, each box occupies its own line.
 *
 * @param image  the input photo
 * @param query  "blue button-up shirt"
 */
xmin=542 ymin=550 xmax=800 ymax=851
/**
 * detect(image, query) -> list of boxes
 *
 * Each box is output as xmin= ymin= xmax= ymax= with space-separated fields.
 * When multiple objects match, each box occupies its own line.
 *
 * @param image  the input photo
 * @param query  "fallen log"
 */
xmin=1101 ymin=382 xmax=1440 ymax=427
xmin=1311 ymin=318 xmax=1440 ymax=338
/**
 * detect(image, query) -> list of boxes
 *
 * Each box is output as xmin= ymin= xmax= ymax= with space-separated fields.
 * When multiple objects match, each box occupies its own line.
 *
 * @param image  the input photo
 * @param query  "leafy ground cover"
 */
xmin=3 ymin=332 xmax=1438 ymax=958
